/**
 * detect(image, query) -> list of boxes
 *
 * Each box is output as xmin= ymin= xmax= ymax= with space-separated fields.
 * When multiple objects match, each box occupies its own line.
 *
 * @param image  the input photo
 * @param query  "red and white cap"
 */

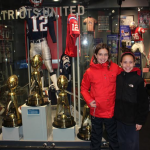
xmin=29 ymin=0 xmax=43 ymax=7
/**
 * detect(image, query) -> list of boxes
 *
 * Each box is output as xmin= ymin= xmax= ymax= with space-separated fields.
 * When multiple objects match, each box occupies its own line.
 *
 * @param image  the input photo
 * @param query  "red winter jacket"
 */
xmin=81 ymin=59 xmax=121 ymax=118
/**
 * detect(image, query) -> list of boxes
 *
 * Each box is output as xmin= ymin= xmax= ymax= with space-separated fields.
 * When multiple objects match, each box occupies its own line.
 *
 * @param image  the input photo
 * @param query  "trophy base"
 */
xmin=22 ymin=102 xmax=52 ymax=141
xmin=17 ymin=118 xmax=22 ymax=126
xmin=26 ymin=99 xmax=44 ymax=106
xmin=27 ymin=91 xmax=44 ymax=106
xmin=53 ymin=125 xmax=75 ymax=141
xmin=2 ymin=125 xmax=23 ymax=141
xmin=77 ymin=127 xmax=91 ymax=141
xmin=53 ymin=116 xmax=76 ymax=128
xmin=2 ymin=118 xmax=22 ymax=127
xmin=3 ymin=119 xmax=17 ymax=127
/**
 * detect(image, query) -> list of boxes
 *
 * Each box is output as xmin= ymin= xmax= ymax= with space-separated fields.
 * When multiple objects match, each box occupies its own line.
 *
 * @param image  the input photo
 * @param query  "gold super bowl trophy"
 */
xmin=77 ymin=104 xmax=91 ymax=140
xmin=53 ymin=75 xmax=76 ymax=128
xmin=27 ymin=55 xmax=44 ymax=106
xmin=3 ymin=75 xmax=22 ymax=127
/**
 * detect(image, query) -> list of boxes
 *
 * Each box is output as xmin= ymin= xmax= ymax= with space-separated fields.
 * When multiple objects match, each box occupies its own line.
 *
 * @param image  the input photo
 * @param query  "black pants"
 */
xmin=90 ymin=116 xmax=119 ymax=150
xmin=117 ymin=120 xmax=139 ymax=150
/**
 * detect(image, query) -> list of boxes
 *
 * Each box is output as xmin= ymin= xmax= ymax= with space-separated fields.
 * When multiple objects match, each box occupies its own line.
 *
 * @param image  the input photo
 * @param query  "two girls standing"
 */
xmin=81 ymin=43 xmax=149 ymax=150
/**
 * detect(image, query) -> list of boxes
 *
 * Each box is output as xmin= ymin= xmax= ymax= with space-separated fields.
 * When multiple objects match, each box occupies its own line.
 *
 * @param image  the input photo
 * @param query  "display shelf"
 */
xmin=2 ymin=126 xmax=23 ymax=141
xmin=22 ymin=102 xmax=52 ymax=141
xmin=0 ymin=106 xmax=111 ymax=149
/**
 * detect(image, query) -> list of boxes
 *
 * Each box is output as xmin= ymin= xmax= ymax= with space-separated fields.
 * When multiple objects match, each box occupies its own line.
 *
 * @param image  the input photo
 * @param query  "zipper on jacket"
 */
xmin=121 ymin=72 xmax=126 ymax=100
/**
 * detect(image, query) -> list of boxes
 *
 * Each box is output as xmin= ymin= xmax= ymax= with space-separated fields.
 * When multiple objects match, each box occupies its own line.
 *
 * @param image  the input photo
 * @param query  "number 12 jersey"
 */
xmin=65 ymin=14 xmax=80 ymax=57
xmin=24 ymin=6 xmax=56 ymax=42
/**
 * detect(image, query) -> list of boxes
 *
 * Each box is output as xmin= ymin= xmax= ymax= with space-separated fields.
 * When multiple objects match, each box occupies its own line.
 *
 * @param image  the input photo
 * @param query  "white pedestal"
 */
xmin=22 ymin=101 xmax=52 ymax=141
xmin=53 ymin=126 xmax=76 ymax=141
xmin=2 ymin=126 xmax=23 ymax=140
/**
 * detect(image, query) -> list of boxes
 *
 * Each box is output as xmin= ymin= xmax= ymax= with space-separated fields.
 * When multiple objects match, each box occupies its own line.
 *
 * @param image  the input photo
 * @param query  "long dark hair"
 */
xmin=93 ymin=43 xmax=111 ymax=69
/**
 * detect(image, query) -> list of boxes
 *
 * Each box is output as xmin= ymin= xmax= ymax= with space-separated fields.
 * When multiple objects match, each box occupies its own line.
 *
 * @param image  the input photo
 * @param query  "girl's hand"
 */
xmin=136 ymin=124 xmax=142 ymax=131
xmin=90 ymin=100 xmax=96 ymax=108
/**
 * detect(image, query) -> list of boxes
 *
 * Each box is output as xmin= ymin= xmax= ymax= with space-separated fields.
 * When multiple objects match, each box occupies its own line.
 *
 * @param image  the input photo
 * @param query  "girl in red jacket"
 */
xmin=81 ymin=43 xmax=121 ymax=150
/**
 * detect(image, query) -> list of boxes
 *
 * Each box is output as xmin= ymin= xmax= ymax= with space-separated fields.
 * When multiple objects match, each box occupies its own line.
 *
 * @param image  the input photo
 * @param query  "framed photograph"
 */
xmin=138 ymin=10 xmax=150 ymax=30
xmin=98 ymin=16 xmax=109 ymax=30
xmin=0 ymin=25 xmax=13 ymax=40
xmin=112 ymin=15 xmax=134 ymax=33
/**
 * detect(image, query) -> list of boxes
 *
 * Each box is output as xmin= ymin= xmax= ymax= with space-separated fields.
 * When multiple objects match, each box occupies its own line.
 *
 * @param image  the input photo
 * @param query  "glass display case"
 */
xmin=0 ymin=0 xmax=150 ymax=149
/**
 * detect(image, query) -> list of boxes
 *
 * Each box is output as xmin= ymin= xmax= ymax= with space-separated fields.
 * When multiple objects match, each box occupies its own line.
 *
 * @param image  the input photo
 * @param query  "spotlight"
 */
xmin=83 ymin=39 xmax=88 ymax=46
xmin=112 ymin=10 xmax=115 ymax=13
xmin=72 ymin=0 xmax=77 ymax=3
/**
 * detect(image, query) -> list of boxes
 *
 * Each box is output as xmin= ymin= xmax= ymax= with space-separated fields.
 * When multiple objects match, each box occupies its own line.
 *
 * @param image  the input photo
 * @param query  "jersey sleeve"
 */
xmin=139 ymin=27 xmax=145 ymax=33
xmin=94 ymin=18 xmax=97 ymax=24
xmin=48 ymin=14 xmax=56 ymax=43
xmin=83 ymin=18 xmax=87 ymax=23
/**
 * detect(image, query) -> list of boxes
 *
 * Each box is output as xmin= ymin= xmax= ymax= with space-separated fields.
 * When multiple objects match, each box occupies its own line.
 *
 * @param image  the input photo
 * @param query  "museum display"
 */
xmin=129 ymin=21 xmax=149 ymax=67
xmin=22 ymin=0 xmax=59 ymax=95
xmin=2 ymin=75 xmax=22 ymax=127
xmin=27 ymin=55 xmax=44 ymax=106
xmin=53 ymin=75 xmax=76 ymax=128
xmin=65 ymin=14 xmax=80 ymax=57
xmin=77 ymin=104 xmax=91 ymax=141
xmin=59 ymin=53 xmax=72 ymax=104
xmin=83 ymin=16 xmax=97 ymax=32
xmin=0 ymin=0 xmax=150 ymax=148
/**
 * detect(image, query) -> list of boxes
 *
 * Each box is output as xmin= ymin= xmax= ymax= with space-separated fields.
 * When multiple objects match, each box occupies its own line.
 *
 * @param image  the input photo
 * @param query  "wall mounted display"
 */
xmin=0 ymin=25 xmax=13 ymax=40
xmin=138 ymin=10 xmax=150 ymax=30
xmin=120 ymin=15 xmax=134 ymax=26
xmin=94 ymin=38 xmax=103 ymax=46
xmin=112 ymin=15 xmax=134 ymax=33
xmin=107 ymin=35 xmax=118 ymax=63
xmin=120 ymin=25 xmax=131 ymax=49
xmin=83 ymin=16 xmax=97 ymax=32
xmin=0 ymin=41 xmax=12 ymax=63
xmin=107 ymin=35 xmax=118 ymax=53
xmin=98 ymin=16 xmax=109 ymax=30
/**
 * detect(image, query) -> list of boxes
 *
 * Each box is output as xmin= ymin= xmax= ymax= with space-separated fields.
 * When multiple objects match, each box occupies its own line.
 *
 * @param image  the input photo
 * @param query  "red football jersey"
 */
xmin=131 ymin=27 xmax=145 ymax=41
xmin=65 ymin=14 xmax=80 ymax=57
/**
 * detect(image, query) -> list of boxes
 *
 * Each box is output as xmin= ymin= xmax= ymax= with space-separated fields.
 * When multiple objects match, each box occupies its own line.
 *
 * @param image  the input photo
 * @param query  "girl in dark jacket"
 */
xmin=81 ymin=43 xmax=121 ymax=150
xmin=114 ymin=50 xmax=149 ymax=150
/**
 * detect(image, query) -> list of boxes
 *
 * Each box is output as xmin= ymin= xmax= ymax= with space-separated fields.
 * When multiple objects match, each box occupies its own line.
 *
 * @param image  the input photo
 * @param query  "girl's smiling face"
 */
xmin=95 ymin=48 xmax=109 ymax=64
xmin=121 ymin=55 xmax=135 ymax=73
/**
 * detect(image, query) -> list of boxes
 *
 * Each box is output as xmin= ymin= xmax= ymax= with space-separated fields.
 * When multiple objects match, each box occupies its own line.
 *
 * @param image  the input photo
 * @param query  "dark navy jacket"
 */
xmin=114 ymin=71 xmax=149 ymax=125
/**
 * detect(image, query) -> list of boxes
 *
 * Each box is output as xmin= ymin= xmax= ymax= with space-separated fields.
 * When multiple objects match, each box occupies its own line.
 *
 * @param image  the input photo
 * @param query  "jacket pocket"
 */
xmin=109 ymin=74 xmax=116 ymax=83
xmin=91 ymin=81 xmax=102 ymax=97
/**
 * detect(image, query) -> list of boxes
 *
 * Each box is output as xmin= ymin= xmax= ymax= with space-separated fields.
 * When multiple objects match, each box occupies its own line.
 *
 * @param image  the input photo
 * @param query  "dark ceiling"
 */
xmin=0 ymin=0 xmax=106 ymax=9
